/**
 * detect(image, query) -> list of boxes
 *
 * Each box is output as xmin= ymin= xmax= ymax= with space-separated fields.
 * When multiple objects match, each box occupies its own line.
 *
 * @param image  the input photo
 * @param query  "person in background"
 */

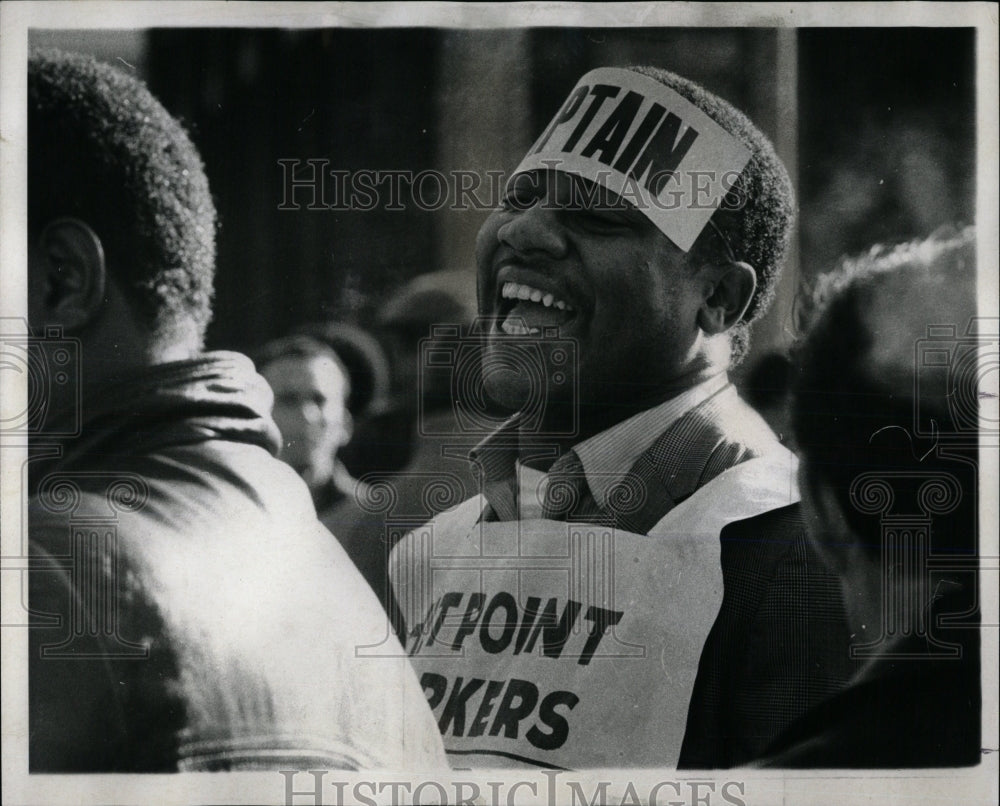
xmin=256 ymin=334 xmax=370 ymax=527
xmin=296 ymin=320 xmax=395 ymax=479
xmin=764 ymin=226 xmax=981 ymax=767
xmin=374 ymin=269 xmax=481 ymax=517
xmin=26 ymin=49 xmax=445 ymax=771
xmin=329 ymin=272 xmax=482 ymax=635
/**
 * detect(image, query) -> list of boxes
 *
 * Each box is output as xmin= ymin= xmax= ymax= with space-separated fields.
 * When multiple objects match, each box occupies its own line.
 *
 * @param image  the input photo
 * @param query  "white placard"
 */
xmin=513 ymin=67 xmax=751 ymax=251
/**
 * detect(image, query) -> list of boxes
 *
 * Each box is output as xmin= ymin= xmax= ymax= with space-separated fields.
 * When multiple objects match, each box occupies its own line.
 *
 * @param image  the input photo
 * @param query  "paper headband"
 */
xmin=512 ymin=68 xmax=751 ymax=252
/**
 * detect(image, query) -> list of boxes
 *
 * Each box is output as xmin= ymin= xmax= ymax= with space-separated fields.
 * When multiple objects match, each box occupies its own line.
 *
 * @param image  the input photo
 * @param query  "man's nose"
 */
xmin=496 ymin=198 xmax=569 ymax=258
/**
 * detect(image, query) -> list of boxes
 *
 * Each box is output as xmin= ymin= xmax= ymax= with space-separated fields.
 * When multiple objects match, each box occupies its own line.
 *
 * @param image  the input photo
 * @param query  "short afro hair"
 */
xmin=28 ymin=48 xmax=216 ymax=346
xmin=630 ymin=67 xmax=795 ymax=353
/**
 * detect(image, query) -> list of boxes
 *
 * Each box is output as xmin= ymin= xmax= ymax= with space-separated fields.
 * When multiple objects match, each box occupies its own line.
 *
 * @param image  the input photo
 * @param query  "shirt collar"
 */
xmin=469 ymin=372 xmax=730 ymax=519
xmin=573 ymin=372 xmax=730 ymax=505
xmin=468 ymin=413 xmax=530 ymax=522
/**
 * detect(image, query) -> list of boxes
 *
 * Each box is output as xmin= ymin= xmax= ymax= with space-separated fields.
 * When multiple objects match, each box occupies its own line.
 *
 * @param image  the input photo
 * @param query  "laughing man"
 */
xmin=390 ymin=66 xmax=852 ymax=769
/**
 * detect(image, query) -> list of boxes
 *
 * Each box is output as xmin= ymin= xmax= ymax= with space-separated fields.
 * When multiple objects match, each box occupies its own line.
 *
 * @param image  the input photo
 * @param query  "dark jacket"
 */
xmin=28 ymin=352 xmax=445 ymax=771
xmin=758 ymin=584 xmax=981 ymax=768
xmin=677 ymin=504 xmax=855 ymax=768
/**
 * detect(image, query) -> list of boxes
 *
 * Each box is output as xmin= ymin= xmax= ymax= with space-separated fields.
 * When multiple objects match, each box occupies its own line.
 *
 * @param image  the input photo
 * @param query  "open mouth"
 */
xmin=497 ymin=281 xmax=577 ymax=335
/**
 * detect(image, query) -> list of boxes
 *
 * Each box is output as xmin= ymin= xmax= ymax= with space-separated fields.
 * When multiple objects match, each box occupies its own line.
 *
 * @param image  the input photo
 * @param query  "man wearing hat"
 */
xmin=390 ymin=66 xmax=851 ymax=768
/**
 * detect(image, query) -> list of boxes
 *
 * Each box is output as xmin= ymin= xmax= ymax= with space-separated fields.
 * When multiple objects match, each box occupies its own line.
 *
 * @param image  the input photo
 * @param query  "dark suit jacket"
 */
xmin=678 ymin=504 xmax=855 ymax=768
xmin=760 ymin=646 xmax=981 ymax=767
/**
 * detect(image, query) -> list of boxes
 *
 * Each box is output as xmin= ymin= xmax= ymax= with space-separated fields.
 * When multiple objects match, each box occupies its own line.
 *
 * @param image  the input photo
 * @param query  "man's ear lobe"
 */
xmin=697 ymin=260 xmax=756 ymax=335
xmin=35 ymin=218 xmax=107 ymax=333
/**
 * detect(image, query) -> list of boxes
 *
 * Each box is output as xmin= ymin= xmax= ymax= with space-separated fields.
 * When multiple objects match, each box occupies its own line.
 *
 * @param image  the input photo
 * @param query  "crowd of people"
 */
xmin=23 ymin=48 xmax=982 ymax=773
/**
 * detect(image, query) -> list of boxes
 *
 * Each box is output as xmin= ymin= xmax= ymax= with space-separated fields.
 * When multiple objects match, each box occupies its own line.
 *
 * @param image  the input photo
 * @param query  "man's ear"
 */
xmin=33 ymin=218 xmax=106 ymax=333
xmin=696 ymin=261 xmax=756 ymax=335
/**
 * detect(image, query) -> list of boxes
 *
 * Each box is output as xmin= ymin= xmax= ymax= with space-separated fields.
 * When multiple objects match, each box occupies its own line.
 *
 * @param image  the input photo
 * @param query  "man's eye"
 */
xmin=571 ymin=208 xmax=632 ymax=232
xmin=501 ymin=188 xmax=539 ymax=211
xmin=501 ymin=174 xmax=543 ymax=211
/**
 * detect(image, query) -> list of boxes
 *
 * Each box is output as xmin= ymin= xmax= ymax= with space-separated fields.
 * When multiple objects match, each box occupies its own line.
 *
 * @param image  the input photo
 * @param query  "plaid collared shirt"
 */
xmin=469 ymin=373 xmax=781 ymax=534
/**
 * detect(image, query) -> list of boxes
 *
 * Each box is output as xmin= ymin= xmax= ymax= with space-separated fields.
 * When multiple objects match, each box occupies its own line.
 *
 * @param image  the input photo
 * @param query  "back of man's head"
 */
xmin=791 ymin=226 xmax=977 ymax=552
xmin=28 ymin=49 xmax=216 ymax=347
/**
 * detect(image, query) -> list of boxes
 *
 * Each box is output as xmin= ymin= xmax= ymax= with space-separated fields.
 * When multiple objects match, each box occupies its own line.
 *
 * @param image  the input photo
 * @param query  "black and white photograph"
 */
xmin=1 ymin=3 xmax=997 ymax=805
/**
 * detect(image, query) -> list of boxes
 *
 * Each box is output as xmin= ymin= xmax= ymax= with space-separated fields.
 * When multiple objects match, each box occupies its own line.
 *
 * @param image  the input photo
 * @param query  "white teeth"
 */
xmin=500 ymin=282 xmax=573 ymax=311
xmin=501 ymin=318 xmax=530 ymax=335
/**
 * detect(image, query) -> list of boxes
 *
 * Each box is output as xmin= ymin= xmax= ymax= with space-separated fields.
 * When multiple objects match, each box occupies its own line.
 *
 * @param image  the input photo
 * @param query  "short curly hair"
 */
xmin=28 ymin=48 xmax=216 ymax=346
xmin=630 ymin=67 xmax=795 ymax=358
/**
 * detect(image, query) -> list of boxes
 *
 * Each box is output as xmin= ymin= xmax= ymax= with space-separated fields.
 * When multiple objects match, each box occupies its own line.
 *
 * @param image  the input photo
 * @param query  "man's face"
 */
xmin=261 ymin=353 xmax=351 ymax=485
xmin=475 ymin=170 xmax=705 ymax=422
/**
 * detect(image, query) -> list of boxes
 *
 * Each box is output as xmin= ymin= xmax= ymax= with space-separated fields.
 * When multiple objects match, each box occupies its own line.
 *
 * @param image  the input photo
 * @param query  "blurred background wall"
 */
xmin=30 ymin=27 xmax=976 ymax=373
